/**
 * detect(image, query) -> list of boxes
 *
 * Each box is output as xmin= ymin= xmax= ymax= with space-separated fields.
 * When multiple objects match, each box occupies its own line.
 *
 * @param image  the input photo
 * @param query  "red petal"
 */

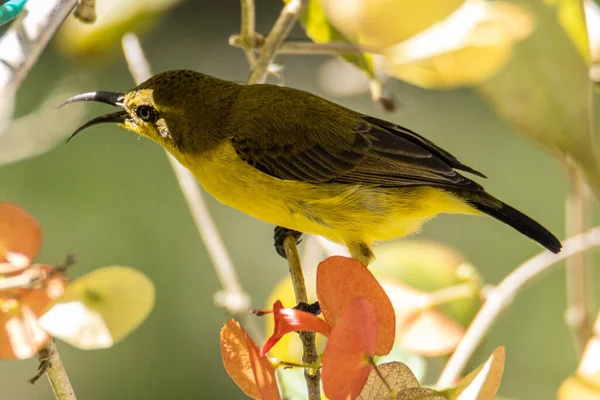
xmin=322 ymin=297 xmax=377 ymax=400
xmin=220 ymin=320 xmax=281 ymax=400
xmin=317 ymin=256 xmax=395 ymax=355
xmin=0 ymin=203 xmax=41 ymax=266
xmin=260 ymin=300 xmax=331 ymax=356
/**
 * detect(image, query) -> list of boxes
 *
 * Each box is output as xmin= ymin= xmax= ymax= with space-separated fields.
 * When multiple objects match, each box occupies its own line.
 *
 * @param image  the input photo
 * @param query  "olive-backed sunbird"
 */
xmin=62 ymin=70 xmax=561 ymax=264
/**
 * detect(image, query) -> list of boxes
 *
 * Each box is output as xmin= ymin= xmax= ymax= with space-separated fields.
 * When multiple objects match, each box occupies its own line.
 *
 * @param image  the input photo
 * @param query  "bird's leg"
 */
xmin=274 ymin=226 xmax=303 ymax=258
xmin=294 ymin=301 xmax=321 ymax=315
xmin=348 ymin=242 xmax=375 ymax=266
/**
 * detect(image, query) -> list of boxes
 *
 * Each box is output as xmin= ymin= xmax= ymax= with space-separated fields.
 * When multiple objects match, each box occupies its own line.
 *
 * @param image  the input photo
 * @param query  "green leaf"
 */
xmin=39 ymin=266 xmax=155 ymax=349
xmin=479 ymin=0 xmax=600 ymax=198
xmin=478 ymin=0 xmax=600 ymax=199
xmin=285 ymin=0 xmax=376 ymax=79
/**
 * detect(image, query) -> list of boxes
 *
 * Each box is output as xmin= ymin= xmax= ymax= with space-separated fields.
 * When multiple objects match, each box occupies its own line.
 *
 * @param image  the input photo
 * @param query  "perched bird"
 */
xmin=62 ymin=70 xmax=561 ymax=265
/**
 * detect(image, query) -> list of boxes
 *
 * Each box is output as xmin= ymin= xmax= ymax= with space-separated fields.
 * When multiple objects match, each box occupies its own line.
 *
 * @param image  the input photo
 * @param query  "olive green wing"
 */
xmin=230 ymin=88 xmax=484 ymax=190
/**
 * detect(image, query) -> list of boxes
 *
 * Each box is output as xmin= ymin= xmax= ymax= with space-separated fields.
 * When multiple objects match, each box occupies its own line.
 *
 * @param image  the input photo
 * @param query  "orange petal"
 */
xmin=317 ymin=256 xmax=395 ymax=355
xmin=221 ymin=319 xmax=281 ymax=400
xmin=0 ymin=297 xmax=49 ymax=359
xmin=259 ymin=300 xmax=331 ymax=356
xmin=322 ymin=298 xmax=377 ymax=400
xmin=0 ymin=203 xmax=41 ymax=266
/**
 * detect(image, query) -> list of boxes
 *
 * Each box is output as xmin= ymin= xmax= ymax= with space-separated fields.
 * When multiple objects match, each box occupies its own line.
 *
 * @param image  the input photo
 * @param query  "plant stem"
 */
xmin=43 ymin=341 xmax=76 ymax=400
xmin=437 ymin=226 xmax=600 ymax=387
xmin=229 ymin=35 xmax=383 ymax=55
xmin=121 ymin=33 xmax=262 ymax=341
xmin=284 ymin=235 xmax=321 ymax=400
xmin=565 ymin=164 xmax=593 ymax=355
xmin=247 ymin=0 xmax=308 ymax=84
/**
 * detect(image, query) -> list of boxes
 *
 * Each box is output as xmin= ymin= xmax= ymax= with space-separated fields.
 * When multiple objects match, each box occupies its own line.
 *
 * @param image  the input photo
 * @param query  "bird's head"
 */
xmin=62 ymin=70 xmax=239 ymax=153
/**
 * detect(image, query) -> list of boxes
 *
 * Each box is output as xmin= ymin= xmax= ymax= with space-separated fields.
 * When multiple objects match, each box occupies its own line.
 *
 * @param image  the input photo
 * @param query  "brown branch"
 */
xmin=39 ymin=341 xmax=76 ymax=400
xmin=284 ymin=235 xmax=321 ymax=400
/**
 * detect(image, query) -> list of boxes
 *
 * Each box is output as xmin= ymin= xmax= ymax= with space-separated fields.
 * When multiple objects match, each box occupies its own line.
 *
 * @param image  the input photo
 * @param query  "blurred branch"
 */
xmin=40 ymin=341 xmax=76 ymax=400
xmin=437 ymin=226 xmax=600 ymax=387
xmin=121 ymin=33 xmax=262 ymax=342
xmin=247 ymin=0 xmax=308 ymax=84
xmin=238 ymin=0 xmax=256 ymax=65
xmin=229 ymin=35 xmax=383 ymax=55
xmin=565 ymin=164 xmax=593 ymax=355
xmin=284 ymin=235 xmax=321 ymax=400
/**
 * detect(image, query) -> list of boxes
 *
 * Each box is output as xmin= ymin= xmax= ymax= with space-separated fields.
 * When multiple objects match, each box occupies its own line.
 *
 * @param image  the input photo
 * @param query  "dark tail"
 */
xmin=462 ymin=192 xmax=562 ymax=253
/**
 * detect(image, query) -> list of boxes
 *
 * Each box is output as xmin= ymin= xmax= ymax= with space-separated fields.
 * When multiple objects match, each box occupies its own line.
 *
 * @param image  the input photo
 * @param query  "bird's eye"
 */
xmin=136 ymin=105 xmax=158 ymax=122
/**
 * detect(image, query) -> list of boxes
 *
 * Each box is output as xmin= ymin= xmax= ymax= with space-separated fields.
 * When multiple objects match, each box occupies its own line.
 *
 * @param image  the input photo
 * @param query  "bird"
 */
xmin=61 ymin=70 xmax=561 ymax=265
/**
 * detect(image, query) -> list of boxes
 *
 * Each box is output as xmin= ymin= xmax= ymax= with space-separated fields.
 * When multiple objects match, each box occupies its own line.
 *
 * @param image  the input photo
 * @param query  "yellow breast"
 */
xmin=176 ymin=142 xmax=478 ymax=246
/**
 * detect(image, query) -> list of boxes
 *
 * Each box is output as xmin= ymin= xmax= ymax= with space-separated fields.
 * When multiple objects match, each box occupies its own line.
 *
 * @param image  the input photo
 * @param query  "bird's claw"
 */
xmin=293 ymin=301 xmax=320 ymax=316
xmin=274 ymin=226 xmax=303 ymax=259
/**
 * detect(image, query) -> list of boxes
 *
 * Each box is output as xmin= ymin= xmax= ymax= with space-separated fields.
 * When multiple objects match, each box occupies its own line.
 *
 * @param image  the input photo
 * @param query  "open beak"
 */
xmin=60 ymin=91 xmax=128 ymax=143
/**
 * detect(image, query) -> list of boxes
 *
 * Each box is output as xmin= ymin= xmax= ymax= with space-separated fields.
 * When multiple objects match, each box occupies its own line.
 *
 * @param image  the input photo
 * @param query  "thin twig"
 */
xmin=41 ymin=341 xmax=76 ymax=400
xmin=238 ymin=0 xmax=256 ymax=65
xmin=247 ymin=0 xmax=308 ymax=84
xmin=437 ymin=226 xmax=600 ymax=387
xmin=121 ymin=33 xmax=262 ymax=341
xmin=229 ymin=35 xmax=383 ymax=55
xmin=565 ymin=164 xmax=593 ymax=354
xmin=284 ymin=235 xmax=321 ymax=400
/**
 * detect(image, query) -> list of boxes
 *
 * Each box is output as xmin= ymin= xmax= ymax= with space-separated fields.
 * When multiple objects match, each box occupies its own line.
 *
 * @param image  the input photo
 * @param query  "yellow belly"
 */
xmin=178 ymin=142 xmax=478 ymax=247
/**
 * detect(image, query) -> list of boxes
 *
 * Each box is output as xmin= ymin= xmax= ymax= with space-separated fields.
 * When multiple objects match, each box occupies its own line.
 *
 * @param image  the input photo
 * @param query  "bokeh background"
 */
xmin=0 ymin=0 xmax=595 ymax=398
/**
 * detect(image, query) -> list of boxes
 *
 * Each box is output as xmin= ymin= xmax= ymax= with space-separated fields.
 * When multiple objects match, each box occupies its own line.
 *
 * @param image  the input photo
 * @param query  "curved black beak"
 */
xmin=61 ymin=91 xmax=128 ymax=143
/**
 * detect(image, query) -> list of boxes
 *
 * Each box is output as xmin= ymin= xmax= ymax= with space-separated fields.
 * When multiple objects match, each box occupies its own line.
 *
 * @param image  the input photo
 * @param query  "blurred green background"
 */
xmin=0 ymin=0 xmax=595 ymax=399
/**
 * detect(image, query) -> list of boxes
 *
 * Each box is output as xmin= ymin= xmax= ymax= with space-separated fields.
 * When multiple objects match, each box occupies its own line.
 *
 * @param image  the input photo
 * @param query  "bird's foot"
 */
xmin=274 ymin=226 xmax=303 ymax=259
xmin=293 ymin=301 xmax=320 ymax=316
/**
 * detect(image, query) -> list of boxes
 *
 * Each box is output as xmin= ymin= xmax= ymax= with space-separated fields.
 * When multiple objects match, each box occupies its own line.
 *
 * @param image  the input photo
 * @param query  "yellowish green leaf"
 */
xmin=544 ymin=0 xmax=590 ymax=61
xmin=285 ymin=0 xmax=376 ymax=79
xmin=478 ymin=0 xmax=600 ymax=199
xmin=385 ymin=1 xmax=533 ymax=89
xmin=442 ymin=346 xmax=505 ymax=400
xmin=39 ymin=266 xmax=155 ymax=349
xmin=56 ymin=0 xmax=181 ymax=56
xmin=371 ymin=241 xmax=482 ymax=327
xmin=320 ymin=0 xmax=466 ymax=47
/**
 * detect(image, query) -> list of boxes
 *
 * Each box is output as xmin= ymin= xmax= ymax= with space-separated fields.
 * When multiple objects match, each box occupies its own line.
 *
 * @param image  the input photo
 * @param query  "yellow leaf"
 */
xmin=39 ymin=266 xmax=155 ymax=349
xmin=56 ymin=0 xmax=181 ymax=56
xmin=558 ymin=376 xmax=600 ymax=399
xmin=385 ymin=1 xmax=534 ymax=89
xmin=442 ymin=346 xmax=505 ymax=400
xmin=320 ymin=0 xmax=466 ymax=47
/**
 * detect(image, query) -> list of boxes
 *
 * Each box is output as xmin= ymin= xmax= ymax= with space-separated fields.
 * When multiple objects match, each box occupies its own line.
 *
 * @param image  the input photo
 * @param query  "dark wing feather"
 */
xmin=230 ymin=86 xmax=484 ymax=191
